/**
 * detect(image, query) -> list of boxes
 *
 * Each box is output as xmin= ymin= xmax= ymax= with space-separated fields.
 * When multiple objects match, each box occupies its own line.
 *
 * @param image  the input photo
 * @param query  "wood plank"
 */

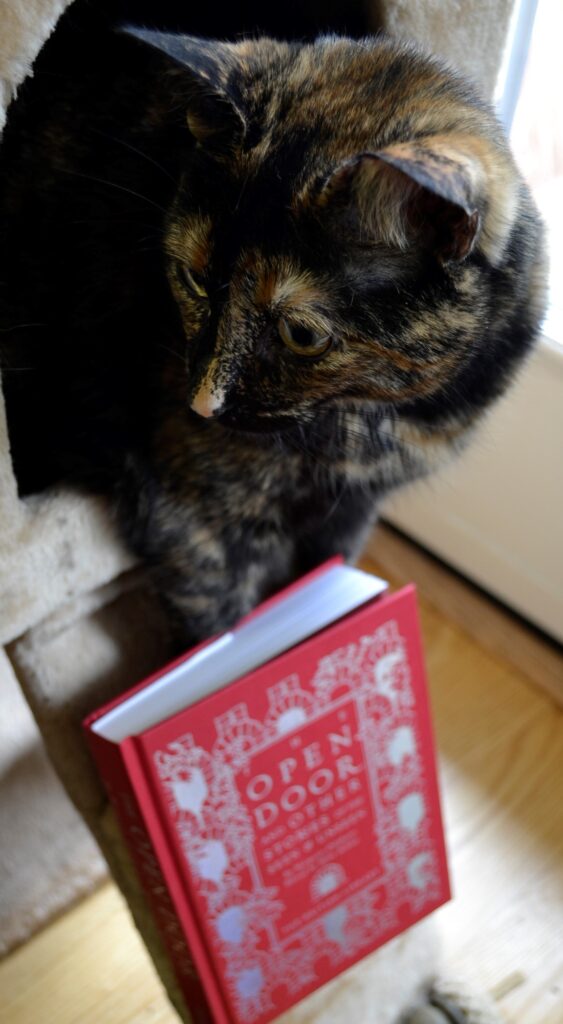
xmin=0 ymin=883 xmax=175 ymax=1024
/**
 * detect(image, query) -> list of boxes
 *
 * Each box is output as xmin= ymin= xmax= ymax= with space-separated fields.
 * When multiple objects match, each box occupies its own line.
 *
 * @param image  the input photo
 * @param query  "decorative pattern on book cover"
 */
xmin=135 ymin=586 xmax=449 ymax=1024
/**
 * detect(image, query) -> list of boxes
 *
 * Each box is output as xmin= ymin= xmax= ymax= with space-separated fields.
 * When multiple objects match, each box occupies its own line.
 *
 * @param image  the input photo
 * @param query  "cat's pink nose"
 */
xmin=190 ymin=382 xmax=225 ymax=419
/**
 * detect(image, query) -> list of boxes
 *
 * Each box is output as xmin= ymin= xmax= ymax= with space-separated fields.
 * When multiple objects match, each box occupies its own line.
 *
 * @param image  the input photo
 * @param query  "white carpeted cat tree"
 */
xmin=0 ymin=1 xmax=515 ymax=1020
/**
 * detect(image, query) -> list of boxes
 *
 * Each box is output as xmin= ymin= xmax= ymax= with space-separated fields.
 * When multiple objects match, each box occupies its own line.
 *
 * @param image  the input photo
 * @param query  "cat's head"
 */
xmin=129 ymin=30 xmax=526 ymax=432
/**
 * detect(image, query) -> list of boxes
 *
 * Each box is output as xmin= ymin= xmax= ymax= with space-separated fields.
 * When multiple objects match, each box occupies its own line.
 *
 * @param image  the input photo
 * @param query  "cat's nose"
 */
xmin=190 ymin=377 xmax=226 ymax=419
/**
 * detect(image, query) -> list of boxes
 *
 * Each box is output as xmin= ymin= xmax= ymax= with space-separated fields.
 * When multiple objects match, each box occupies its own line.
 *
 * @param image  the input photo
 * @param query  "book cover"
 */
xmin=85 ymin=575 xmax=449 ymax=1024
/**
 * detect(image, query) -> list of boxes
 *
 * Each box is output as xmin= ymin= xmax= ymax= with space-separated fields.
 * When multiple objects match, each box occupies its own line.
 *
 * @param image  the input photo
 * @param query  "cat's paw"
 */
xmin=403 ymin=1007 xmax=452 ymax=1024
xmin=402 ymin=978 xmax=504 ymax=1024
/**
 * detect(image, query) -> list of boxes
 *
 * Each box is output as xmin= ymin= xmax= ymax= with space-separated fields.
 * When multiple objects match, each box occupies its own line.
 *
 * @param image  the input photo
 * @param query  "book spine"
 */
xmin=131 ymin=737 xmax=233 ymax=1024
xmin=86 ymin=731 xmax=216 ymax=1024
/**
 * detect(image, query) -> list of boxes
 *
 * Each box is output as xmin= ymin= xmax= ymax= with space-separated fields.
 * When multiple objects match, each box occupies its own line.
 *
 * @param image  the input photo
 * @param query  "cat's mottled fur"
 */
xmin=0 ymin=21 xmax=546 ymax=646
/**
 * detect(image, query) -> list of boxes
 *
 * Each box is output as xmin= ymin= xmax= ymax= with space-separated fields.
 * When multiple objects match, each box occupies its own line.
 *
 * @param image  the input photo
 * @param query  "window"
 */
xmin=496 ymin=0 xmax=563 ymax=346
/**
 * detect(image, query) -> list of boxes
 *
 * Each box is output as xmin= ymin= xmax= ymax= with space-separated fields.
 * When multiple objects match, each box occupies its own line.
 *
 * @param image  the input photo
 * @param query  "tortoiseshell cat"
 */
xmin=0 ymin=16 xmax=546 ymax=647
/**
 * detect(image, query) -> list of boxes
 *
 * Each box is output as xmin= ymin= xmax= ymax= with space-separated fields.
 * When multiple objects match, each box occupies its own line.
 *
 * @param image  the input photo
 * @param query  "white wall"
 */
xmin=382 ymin=339 xmax=563 ymax=643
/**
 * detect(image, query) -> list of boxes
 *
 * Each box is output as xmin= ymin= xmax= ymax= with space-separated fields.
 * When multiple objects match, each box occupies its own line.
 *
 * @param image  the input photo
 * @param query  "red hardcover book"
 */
xmin=84 ymin=561 xmax=450 ymax=1024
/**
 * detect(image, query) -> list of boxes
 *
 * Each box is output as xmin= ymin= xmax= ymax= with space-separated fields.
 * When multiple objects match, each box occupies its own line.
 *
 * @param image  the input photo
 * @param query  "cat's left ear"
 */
xmin=122 ymin=28 xmax=245 ymax=152
xmin=314 ymin=135 xmax=492 ymax=264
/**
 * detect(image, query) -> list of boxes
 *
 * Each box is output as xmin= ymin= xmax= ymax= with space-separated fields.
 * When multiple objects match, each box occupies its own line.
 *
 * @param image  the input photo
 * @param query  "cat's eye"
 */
xmin=179 ymin=264 xmax=208 ymax=300
xmin=278 ymin=319 xmax=333 ymax=358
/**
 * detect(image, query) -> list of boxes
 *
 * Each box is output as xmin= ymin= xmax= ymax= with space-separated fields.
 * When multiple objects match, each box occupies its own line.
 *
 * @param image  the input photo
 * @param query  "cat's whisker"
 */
xmin=60 ymin=169 xmax=168 ymax=215
xmin=377 ymin=429 xmax=426 ymax=456
xmin=233 ymin=178 xmax=250 ymax=213
xmin=344 ymin=423 xmax=425 ymax=458
xmin=158 ymin=343 xmax=186 ymax=365
xmin=72 ymin=218 xmax=161 ymax=231
xmin=319 ymin=479 xmax=352 ymax=525
xmin=89 ymin=128 xmax=178 ymax=184
xmin=136 ymin=242 xmax=164 ymax=252
xmin=0 ymin=323 xmax=46 ymax=332
xmin=283 ymin=427 xmax=337 ymax=478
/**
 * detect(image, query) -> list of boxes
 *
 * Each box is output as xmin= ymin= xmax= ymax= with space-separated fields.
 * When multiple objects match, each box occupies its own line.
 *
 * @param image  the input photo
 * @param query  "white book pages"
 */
xmin=93 ymin=564 xmax=387 ymax=743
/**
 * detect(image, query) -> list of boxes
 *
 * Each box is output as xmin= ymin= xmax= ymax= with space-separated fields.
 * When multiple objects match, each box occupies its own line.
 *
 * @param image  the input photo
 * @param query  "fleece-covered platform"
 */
xmin=0 ymin=1 xmax=514 ymax=1020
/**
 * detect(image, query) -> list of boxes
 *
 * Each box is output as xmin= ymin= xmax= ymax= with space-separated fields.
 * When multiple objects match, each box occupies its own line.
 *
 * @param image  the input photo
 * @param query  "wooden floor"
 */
xmin=1 ymin=531 xmax=562 ymax=1024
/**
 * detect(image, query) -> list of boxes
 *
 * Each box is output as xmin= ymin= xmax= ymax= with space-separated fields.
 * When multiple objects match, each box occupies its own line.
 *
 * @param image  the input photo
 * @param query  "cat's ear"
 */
xmin=122 ymin=28 xmax=245 ymax=152
xmin=315 ymin=136 xmax=486 ymax=264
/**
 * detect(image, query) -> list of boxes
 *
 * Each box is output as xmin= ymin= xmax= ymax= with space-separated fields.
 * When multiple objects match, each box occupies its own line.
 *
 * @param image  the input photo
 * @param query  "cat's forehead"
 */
xmin=236 ymin=39 xmax=410 ymax=163
xmin=166 ymin=204 xmax=335 ymax=332
xmin=168 ymin=208 xmax=321 ymax=291
xmin=170 ymin=144 xmax=315 ymax=265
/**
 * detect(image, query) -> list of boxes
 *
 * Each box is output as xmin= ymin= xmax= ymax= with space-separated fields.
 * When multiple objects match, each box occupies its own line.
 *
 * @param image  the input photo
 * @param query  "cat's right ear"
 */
xmin=308 ymin=138 xmax=494 ymax=265
xmin=121 ymin=28 xmax=245 ymax=153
